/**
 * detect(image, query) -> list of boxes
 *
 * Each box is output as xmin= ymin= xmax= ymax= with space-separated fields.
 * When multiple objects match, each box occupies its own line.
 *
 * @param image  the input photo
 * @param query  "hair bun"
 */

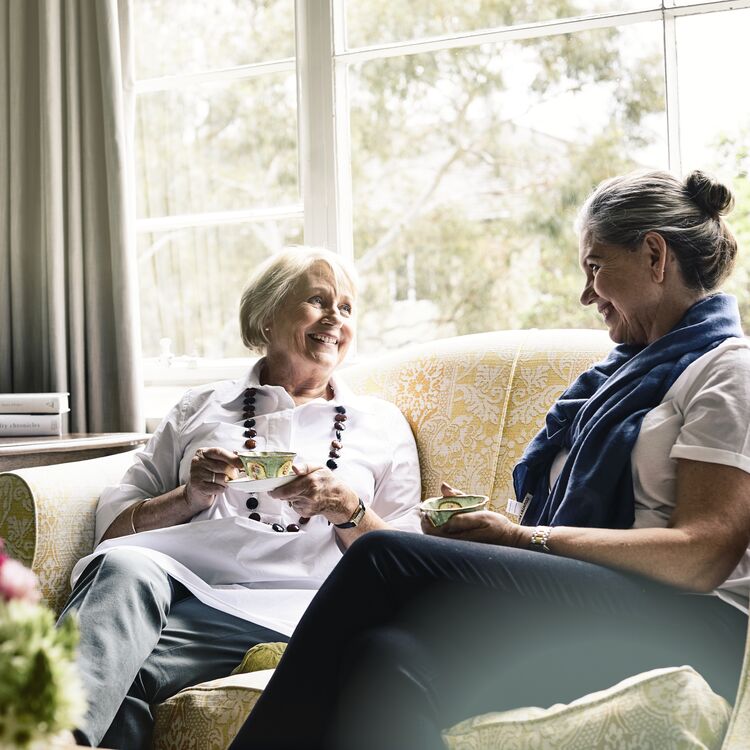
xmin=685 ymin=170 xmax=734 ymax=218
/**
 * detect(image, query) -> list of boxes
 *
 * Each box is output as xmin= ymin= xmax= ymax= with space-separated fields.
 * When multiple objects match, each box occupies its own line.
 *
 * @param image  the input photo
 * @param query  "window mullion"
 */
xmin=296 ymin=0 xmax=351 ymax=258
xmin=663 ymin=12 xmax=682 ymax=174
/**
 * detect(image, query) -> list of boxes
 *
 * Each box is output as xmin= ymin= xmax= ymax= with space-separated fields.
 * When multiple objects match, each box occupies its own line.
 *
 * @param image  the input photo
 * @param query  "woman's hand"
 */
xmin=420 ymin=481 xmax=525 ymax=547
xmin=185 ymin=447 xmax=242 ymax=513
xmin=270 ymin=463 xmax=360 ymax=525
xmin=422 ymin=509 xmax=523 ymax=546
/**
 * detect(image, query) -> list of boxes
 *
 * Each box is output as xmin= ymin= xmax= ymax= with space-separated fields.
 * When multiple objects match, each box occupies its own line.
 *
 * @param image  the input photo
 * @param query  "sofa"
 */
xmin=1 ymin=328 xmax=747 ymax=749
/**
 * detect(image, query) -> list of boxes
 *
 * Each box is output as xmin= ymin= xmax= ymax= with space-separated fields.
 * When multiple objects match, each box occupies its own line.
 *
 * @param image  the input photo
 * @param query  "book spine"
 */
xmin=0 ymin=394 xmax=69 ymax=414
xmin=0 ymin=414 xmax=63 ymax=436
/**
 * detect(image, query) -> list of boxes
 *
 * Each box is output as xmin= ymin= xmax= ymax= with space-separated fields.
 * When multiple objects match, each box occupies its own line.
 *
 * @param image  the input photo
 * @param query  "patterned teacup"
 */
xmin=237 ymin=451 xmax=296 ymax=481
xmin=418 ymin=494 xmax=489 ymax=527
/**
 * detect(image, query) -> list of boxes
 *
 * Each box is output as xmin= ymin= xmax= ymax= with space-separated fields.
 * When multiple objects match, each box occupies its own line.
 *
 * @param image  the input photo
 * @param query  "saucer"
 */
xmin=226 ymin=475 xmax=296 ymax=493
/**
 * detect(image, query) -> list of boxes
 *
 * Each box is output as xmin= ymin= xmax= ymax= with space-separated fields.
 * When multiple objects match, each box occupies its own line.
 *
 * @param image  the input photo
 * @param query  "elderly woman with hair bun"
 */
xmin=57 ymin=247 xmax=422 ymax=749
xmin=230 ymin=170 xmax=750 ymax=750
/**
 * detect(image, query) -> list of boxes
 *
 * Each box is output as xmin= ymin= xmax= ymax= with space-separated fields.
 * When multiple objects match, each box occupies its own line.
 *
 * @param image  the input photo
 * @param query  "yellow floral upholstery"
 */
xmin=152 ymin=670 xmax=274 ymax=750
xmin=343 ymin=329 xmax=613 ymax=510
xmin=1 ymin=329 xmax=748 ymax=749
xmin=0 ymin=451 xmax=137 ymax=613
xmin=231 ymin=641 xmax=288 ymax=675
xmin=443 ymin=666 xmax=731 ymax=750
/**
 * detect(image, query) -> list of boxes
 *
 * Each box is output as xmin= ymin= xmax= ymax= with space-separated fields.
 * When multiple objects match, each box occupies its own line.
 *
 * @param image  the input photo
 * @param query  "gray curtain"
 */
xmin=0 ymin=0 xmax=143 ymax=433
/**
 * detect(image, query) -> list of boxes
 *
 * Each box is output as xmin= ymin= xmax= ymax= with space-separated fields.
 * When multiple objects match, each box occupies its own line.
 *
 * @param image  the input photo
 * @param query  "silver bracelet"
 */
xmin=529 ymin=525 xmax=552 ymax=553
xmin=129 ymin=500 xmax=147 ymax=535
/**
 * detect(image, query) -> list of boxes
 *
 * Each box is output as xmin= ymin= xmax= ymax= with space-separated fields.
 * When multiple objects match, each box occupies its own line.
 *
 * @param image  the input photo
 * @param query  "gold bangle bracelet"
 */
xmin=129 ymin=500 xmax=147 ymax=535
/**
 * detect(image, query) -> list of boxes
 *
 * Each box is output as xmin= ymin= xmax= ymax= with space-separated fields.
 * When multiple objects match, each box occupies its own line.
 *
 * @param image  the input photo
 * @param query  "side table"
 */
xmin=0 ymin=432 xmax=151 ymax=473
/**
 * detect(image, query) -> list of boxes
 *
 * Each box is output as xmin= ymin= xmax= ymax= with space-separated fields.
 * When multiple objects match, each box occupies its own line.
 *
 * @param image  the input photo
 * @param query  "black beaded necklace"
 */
xmin=240 ymin=386 xmax=347 ymax=532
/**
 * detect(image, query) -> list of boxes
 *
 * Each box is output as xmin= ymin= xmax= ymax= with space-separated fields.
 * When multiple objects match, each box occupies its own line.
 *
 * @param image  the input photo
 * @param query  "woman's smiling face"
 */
xmin=266 ymin=261 xmax=355 ymax=378
xmin=578 ymin=233 xmax=661 ymax=346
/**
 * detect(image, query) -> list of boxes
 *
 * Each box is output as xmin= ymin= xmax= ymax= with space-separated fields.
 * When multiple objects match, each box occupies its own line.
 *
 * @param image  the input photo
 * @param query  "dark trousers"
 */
xmin=57 ymin=548 xmax=287 ymax=749
xmin=230 ymin=530 xmax=746 ymax=750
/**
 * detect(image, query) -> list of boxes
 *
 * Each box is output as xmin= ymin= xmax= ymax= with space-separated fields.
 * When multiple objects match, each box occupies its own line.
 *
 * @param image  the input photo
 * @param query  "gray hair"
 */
xmin=239 ymin=246 xmax=358 ymax=353
xmin=576 ymin=169 xmax=738 ymax=292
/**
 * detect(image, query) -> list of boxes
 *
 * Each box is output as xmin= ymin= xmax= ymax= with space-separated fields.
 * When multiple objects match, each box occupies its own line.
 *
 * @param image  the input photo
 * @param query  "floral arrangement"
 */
xmin=0 ymin=539 xmax=85 ymax=748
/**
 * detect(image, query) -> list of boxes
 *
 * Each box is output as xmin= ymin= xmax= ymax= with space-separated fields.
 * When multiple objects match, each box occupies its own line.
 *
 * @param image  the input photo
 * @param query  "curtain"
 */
xmin=0 ymin=0 xmax=143 ymax=433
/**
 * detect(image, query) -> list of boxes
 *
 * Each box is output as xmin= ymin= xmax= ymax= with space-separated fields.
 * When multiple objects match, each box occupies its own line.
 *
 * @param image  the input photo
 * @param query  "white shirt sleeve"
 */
xmin=370 ymin=404 xmax=423 ymax=533
xmin=670 ymin=346 xmax=750 ymax=474
xmin=95 ymin=394 xmax=188 ymax=544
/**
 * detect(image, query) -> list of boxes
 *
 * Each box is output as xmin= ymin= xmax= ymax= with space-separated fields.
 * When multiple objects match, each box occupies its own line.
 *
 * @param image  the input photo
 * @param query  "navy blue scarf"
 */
xmin=513 ymin=294 xmax=743 ymax=529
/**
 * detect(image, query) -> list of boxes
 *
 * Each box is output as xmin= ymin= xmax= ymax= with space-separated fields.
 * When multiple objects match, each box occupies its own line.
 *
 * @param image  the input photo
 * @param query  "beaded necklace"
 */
xmin=240 ymin=386 xmax=348 ymax=532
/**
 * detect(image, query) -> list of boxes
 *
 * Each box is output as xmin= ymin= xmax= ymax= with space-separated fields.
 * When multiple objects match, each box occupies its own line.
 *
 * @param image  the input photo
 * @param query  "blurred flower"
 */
xmin=0 ymin=558 xmax=41 ymax=604
xmin=0 ymin=538 xmax=85 ymax=748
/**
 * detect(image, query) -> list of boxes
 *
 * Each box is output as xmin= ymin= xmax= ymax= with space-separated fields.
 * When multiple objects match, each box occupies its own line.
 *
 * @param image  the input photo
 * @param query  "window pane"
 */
xmin=136 ymin=74 xmax=298 ymax=218
xmin=344 ymin=0 xmax=658 ymax=50
xmin=138 ymin=220 xmax=303 ymax=358
xmin=134 ymin=0 xmax=295 ymax=79
xmin=665 ymin=1 xmax=727 ymax=7
xmin=348 ymin=22 xmax=667 ymax=353
xmin=676 ymin=8 xmax=750 ymax=323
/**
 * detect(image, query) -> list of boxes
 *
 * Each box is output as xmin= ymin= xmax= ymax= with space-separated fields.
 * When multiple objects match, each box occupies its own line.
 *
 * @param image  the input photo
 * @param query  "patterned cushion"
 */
xmin=343 ymin=329 xmax=612 ymax=511
xmin=723 ymin=618 xmax=750 ymax=749
xmin=231 ymin=642 xmax=287 ymax=675
xmin=442 ymin=666 xmax=731 ymax=750
xmin=152 ymin=670 xmax=274 ymax=750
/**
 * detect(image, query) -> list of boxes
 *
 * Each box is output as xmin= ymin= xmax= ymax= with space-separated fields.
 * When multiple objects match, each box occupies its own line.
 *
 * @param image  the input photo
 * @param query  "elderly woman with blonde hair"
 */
xmin=58 ymin=247 xmax=421 ymax=749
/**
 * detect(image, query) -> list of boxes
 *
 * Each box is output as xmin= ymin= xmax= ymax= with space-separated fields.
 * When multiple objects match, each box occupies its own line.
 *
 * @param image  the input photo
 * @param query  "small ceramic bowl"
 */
xmin=237 ymin=451 xmax=296 ymax=481
xmin=418 ymin=494 xmax=489 ymax=527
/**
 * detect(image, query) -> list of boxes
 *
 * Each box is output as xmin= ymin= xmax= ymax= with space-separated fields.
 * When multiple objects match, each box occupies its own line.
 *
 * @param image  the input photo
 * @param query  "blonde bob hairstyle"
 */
xmin=239 ymin=246 xmax=358 ymax=353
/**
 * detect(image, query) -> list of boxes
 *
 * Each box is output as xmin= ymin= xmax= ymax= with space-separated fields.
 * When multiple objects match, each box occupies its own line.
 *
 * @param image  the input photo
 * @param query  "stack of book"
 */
xmin=0 ymin=393 xmax=70 ymax=437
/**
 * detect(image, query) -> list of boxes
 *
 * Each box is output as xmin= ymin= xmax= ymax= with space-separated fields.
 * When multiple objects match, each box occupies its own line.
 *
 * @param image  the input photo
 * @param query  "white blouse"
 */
xmin=71 ymin=360 xmax=422 ymax=636
xmin=551 ymin=338 xmax=750 ymax=613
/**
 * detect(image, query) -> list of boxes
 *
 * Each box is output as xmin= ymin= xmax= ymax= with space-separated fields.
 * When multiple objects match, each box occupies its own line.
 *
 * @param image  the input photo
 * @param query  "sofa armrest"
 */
xmin=0 ymin=450 xmax=138 ymax=613
xmin=721 ymin=615 xmax=750 ymax=749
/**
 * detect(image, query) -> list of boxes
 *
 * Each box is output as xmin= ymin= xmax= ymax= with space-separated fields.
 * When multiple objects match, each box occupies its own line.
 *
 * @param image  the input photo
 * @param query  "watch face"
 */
xmin=336 ymin=499 xmax=366 ymax=528
xmin=353 ymin=499 xmax=366 ymax=524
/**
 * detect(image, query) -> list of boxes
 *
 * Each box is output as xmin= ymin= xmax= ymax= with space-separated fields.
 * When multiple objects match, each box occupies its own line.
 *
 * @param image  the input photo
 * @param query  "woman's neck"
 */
xmin=260 ymin=358 xmax=333 ymax=405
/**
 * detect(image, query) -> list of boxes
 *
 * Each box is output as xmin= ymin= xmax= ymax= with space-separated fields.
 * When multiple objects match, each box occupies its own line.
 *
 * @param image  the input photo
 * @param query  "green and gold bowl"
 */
xmin=418 ymin=494 xmax=489 ymax=527
xmin=237 ymin=451 xmax=296 ymax=481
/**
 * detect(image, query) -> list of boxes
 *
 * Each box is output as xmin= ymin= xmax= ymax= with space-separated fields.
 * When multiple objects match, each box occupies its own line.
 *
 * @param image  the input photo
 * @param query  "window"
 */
xmin=134 ymin=0 xmax=750 ymax=381
xmin=134 ymin=0 xmax=300 ymax=375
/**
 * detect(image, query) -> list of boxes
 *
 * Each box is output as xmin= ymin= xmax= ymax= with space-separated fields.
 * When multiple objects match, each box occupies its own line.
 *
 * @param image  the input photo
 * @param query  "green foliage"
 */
xmin=345 ymin=0 xmax=615 ymax=49
xmin=134 ymin=2 xmax=749 ymax=356
xmin=348 ymin=9 xmax=666 ymax=350
xmin=0 ymin=601 xmax=85 ymax=747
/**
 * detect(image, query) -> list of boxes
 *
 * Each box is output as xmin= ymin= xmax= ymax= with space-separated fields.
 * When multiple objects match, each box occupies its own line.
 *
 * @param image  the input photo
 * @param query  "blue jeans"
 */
xmin=230 ymin=530 xmax=746 ymax=750
xmin=57 ymin=548 xmax=287 ymax=749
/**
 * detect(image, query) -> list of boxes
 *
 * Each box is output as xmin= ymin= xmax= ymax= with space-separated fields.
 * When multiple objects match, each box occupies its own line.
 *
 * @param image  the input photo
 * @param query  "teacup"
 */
xmin=237 ymin=451 xmax=296 ymax=481
xmin=418 ymin=494 xmax=489 ymax=527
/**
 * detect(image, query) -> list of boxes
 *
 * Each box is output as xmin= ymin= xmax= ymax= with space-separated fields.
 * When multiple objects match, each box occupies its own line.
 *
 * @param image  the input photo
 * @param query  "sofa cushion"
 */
xmin=231 ymin=641 xmax=287 ymax=675
xmin=152 ymin=669 xmax=274 ymax=750
xmin=342 ymin=329 xmax=612 ymax=512
xmin=442 ymin=666 xmax=731 ymax=750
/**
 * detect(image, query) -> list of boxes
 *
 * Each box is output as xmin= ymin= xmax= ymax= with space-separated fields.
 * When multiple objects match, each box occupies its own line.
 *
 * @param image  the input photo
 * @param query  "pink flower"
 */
xmin=0 ymin=557 xmax=41 ymax=603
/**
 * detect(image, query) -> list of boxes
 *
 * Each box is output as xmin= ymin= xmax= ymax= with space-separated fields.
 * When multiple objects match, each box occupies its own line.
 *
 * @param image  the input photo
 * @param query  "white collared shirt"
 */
xmin=72 ymin=360 xmax=422 ymax=636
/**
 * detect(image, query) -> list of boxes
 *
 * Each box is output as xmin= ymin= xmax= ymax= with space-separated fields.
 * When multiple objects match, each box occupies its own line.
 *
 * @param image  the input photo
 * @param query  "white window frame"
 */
xmin=138 ymin=0 xmax=750 ymax=397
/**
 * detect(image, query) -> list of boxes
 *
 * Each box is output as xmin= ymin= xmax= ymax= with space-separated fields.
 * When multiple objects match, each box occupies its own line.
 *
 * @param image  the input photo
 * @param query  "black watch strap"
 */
xmin=333 ymin=497 xmax=366 ymax=529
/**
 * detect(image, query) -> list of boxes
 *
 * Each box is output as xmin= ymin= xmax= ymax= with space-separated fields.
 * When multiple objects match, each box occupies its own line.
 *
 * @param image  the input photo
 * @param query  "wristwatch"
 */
xmin=333 ymin=497 xmax=367 ymax=529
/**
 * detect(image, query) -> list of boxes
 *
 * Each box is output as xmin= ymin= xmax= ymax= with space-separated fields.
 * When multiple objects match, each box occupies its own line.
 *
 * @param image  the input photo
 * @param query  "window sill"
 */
xmin=143 ymin=357 xmax=256 ymax=387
